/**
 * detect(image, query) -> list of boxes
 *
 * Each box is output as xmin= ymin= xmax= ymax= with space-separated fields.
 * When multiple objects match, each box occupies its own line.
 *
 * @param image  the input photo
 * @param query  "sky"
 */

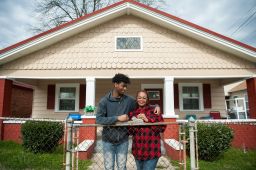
xmin=0 ymin=0 xmax=256 ymax=49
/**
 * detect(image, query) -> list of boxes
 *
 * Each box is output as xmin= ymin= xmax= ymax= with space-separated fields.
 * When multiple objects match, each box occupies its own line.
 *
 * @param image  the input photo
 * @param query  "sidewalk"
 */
xmin=87 ymin=133 xmax=176 ymax=170
xmin=88 ymin=152 xmax=175 ymax=170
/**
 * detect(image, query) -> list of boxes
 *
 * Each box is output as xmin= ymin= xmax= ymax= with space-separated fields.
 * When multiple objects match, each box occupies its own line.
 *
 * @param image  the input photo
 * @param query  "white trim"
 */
xmin=86 ymin=77 xmax=96 ymax=107
xmin=55 ymin=83 xmax=80 ymax=112
xmin=164 ymin=139 xmax=183 ymax=150
xmin=0 ymin=3 xmax=128 ymax=63
xmin=141 ymin=84 xmax=163 ymax=89
xmin=74 ymin=140 xmax=94 ymax=151
xmin=3 ymin=120 xmax=26 ymax=124
xmin=164 ymin=77 xmax=176 ymax=117
xmin=115 ymin=36 xmax=143 ymax=51
xmin=1 ymin=1 xmax=255 ymax=65
xmin=163 ymin=114 xmax=179 ymax=118
xmin=129 ymin=3 xmax=256 ymax=60
xmin=1 ymin=75 xmax=254 ymax=80
xmin=179 ymin=83 xmax=204 ymax=111
xmin=177 ymin=119 xmax=256 ymax=123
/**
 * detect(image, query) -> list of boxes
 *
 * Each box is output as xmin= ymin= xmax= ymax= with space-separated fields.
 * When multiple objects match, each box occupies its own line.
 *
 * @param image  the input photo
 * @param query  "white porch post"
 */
xmin=164 ymin=76 xmax=177 ymax=118
xmin=86 ymin=77 xmax=96 ymax=107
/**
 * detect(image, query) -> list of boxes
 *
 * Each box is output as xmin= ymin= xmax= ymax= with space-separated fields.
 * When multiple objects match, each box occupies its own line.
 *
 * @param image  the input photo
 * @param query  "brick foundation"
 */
xmin=78 ymin=117 xmax=96 ymax=160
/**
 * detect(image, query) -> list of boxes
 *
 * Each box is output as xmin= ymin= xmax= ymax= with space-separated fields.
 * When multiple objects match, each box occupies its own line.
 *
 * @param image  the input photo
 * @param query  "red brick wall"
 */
xmin=2 ymin=121 xmax=256 ymax=153
xmin=228 ymin=124 xmax=256 ymax=150
xmin=163 ymin=118 xmax=179 ymax=139
xmin=0 ymin=79 xmax=12 ymax=117
xmin=11 ymin=85 xmax=33 ymax=118
xmin=79 ymin=118 xmax=96 ymax=140
xmin=3 ymin=123 xmax=22 ymax=143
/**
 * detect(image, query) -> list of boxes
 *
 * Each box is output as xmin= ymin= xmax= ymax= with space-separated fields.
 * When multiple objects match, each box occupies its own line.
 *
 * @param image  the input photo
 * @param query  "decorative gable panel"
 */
xmin=1 ymin=15 xmax=255 ymax=72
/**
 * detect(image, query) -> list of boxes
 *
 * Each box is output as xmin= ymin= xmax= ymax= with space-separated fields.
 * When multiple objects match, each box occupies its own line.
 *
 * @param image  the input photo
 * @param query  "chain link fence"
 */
xmin=1 ymin=117 xmax=255 ymax=170
xmin=64 ymin=119 xmax=195 ymax=170
xmin=0 ymin=117 xmax=65 ymax=170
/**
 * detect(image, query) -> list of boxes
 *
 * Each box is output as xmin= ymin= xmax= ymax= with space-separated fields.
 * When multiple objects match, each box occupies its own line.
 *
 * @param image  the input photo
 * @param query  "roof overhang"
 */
xmin=0 ymin=0 xmax=255 ymax=65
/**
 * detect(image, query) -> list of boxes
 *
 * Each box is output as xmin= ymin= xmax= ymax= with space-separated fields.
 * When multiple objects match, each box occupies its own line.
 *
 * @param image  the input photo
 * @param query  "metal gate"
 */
xmin=64 ymin=119 xmax=198 ymax=170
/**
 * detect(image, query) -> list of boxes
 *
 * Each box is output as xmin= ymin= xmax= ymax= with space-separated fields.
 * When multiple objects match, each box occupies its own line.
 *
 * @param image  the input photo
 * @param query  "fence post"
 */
xmin=66 ymin=118 xmax=73 ymax=170
xmin=188 ymin=117 xmax=196 ymax=170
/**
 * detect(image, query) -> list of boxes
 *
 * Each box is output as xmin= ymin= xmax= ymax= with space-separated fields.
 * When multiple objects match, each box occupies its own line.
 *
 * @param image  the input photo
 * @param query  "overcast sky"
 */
xmin=0 ymin=0 xmax=256 ymax=49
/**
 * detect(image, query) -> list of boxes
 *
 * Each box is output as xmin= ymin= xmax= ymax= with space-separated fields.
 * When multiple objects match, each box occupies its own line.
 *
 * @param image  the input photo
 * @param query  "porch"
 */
xmin=1 ymin=76 xmax=256 ymax=120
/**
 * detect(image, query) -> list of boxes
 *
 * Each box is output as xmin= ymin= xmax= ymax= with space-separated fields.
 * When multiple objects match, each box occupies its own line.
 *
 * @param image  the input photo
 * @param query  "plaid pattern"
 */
xmin=128 ymin=106 xmax=166 ymax=160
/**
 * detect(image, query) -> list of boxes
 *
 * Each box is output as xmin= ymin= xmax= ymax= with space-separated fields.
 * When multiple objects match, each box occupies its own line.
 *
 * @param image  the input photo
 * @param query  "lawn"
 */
xmin=0 ymin=141 xmax=92 ymax=170
xmin=171 ymin=148 xmax=256 ymax=170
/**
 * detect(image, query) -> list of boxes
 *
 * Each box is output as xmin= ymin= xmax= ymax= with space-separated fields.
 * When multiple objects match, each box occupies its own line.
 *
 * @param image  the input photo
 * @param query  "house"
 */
xmin=228 ymin=81 xmax=247 ymax=100
xmin=226 ymin=81 xmax=249 ymax=119
xmin=1 ymin=0 xmax=256 ymax=121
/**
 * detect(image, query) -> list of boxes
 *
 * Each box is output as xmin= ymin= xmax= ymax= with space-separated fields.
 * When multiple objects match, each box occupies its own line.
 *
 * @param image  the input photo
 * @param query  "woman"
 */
xmin=128 ymin=90 xmax=165 ymax=170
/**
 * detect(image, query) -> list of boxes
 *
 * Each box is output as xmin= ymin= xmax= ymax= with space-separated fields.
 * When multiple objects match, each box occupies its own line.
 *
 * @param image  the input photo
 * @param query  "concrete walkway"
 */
xmin=87 ymin=137 xmax=176 ymax=170
xmin=86 ymin=127 xmax=176 ymax=169
xmin=88 ymin=152 xmax=176 ymax=170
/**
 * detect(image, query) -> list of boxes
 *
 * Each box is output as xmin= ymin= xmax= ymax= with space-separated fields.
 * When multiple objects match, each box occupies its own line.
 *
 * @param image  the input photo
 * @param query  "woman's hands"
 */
xmin=137 ymin=113 xmax=148 ymax=122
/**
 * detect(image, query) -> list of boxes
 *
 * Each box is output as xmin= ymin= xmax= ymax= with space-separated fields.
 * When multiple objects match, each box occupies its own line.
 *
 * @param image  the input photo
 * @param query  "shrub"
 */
xmin=186 ymin=123 xmax=233 ymax=161
xmin=21 ymin=120 xmax=64 ymax=153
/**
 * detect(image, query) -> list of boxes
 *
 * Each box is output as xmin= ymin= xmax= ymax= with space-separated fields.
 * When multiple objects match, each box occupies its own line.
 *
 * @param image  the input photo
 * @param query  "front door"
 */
xmin=145 ymin=89 xmax=163 ymax=113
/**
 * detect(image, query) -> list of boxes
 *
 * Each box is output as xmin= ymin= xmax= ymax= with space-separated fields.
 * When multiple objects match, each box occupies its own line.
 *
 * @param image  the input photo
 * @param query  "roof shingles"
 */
xmin=1 ymin=15 xmax=255 ymax=71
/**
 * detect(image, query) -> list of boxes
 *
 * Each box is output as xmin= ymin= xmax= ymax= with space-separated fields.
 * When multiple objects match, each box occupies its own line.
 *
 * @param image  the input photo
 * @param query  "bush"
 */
xmin=186 ymin=123 xmax=233 ymax=161
xmin=21 ymin=120 xmax=64 ymax=153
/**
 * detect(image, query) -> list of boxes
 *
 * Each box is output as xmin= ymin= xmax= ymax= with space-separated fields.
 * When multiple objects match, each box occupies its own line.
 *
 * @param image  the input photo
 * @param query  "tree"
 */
xmin=32 ymin=0 xmax=164 ymax=33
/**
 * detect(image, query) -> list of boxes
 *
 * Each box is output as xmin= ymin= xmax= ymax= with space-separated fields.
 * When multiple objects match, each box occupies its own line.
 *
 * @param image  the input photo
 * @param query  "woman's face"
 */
xmin=136 ymin=92 xmax=148 ymax=107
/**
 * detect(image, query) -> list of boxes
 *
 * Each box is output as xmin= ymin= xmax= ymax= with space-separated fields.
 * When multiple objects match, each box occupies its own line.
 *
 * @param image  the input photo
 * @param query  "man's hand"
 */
xmin=117 ymin=114 xmax=128 ymax=122
xmin=154 ymin=106 xmax=161 ymax=115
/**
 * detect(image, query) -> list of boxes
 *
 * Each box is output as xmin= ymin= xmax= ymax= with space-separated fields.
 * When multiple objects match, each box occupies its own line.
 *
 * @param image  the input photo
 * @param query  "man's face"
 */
xmin=114 ymin=82 xmax=128 ymax=95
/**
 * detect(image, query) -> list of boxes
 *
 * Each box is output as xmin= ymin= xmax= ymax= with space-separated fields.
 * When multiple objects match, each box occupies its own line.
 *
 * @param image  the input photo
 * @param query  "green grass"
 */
xmin=0 ymin=141 xmax=92 ymax=170
xmin=171 ymin=148 xmax=256 ymax=170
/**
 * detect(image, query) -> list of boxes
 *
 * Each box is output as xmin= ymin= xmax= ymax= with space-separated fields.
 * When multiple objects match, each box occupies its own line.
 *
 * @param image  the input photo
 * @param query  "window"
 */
xmin=115 ymin=36 xmax=142 ymax=51
xmin=244 ymin=94 xmax=249 ymax=111
xmin=147 ymin=90 xmax=160 ymax=100
xmin=55 ymin=84 xmax=79 ymax=112
xmin=179 ymin=83 xmax=203 ymax=111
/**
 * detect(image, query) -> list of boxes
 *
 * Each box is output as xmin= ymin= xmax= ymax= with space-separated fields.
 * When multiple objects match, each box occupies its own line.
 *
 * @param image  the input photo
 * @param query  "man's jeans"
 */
xmin=102 ymin=140 xmax=128 ymax=170
xmin=135 ymin=158 xmax=159 ymax=170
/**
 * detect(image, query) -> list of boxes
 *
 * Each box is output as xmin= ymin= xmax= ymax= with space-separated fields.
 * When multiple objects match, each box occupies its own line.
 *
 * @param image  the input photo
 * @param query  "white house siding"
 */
xmin=1 ymin=14 xmax=254 ymax=119
xmin=31 ymin=80 xmax=85 ymax=119
xmin=175 ymin=79 xmax=226 ymax=119
xmin=27 ymin=79 xmax=225 ymax=119
xmin=0 ymin=15 xmax=255 ymax=78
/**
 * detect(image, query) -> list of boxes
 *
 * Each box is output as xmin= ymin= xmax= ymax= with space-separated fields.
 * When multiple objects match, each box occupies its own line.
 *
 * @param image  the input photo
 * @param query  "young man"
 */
xmin=96 ymin=73 xmax=160 ymax=170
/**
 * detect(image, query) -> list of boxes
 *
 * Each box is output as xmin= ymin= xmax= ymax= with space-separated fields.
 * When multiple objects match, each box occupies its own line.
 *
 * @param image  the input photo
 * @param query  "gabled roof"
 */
xmin=0 ymin=0 xmax=255 ymax=65
xmin=229 ymin=81 xmax=247 ymax=93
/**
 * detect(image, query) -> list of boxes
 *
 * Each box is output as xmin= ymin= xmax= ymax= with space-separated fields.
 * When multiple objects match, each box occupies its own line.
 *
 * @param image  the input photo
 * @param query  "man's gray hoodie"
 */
xmin=96 ymin=91 xmax=136 ymax=144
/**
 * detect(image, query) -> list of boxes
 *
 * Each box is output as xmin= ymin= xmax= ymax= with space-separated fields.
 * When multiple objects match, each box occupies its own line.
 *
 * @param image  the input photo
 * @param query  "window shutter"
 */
xmin=174 ymin=84 xmax=179 ymax=109
xmin=47 ymin=84 xmax=55 ymax=109
xmin=79 ymin=84 xmax=86 ymax=109
xmin=203 ymin=84 xmax=211 ymax=108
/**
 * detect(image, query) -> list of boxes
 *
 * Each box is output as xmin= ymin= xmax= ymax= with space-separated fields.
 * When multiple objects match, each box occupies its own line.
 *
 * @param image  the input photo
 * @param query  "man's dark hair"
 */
xmin=112 ymin=73 xmax=130 ymax=84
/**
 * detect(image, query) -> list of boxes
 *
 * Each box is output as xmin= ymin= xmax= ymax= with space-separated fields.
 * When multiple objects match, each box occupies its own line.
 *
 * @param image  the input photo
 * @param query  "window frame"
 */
xmin=115 ymin=36 xmax=143 ymax=51
xmin=244 ymin=93 xmax=249 ymax=111
xmin=55 ymin=83 xmax=80 ymax=112
xmin=179 ymin=83 xmax=204 ymax=111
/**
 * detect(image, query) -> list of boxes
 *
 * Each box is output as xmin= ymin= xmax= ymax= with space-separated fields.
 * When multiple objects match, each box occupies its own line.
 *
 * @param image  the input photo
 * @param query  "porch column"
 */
xmin=164 ymin=77 xmax=177 ymax=117
xmin=246 ymin=78 xmax=256 ymax=118
xmin=0 ymin=79 xmax=13 ymax=140
xmin=85 ymin=77 xmax=96 ymax=107
xmin=0 ymin=79 xmax=13 ymax=117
